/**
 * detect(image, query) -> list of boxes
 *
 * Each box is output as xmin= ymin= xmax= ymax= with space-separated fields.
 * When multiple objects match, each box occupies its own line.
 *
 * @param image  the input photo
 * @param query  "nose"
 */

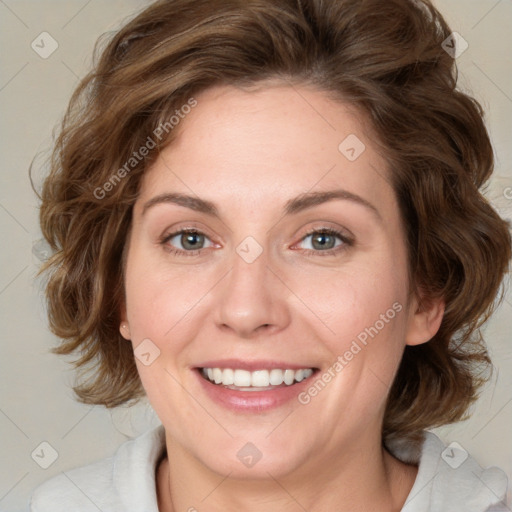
xmin=214 ymin=243 xmax=291 ymax=339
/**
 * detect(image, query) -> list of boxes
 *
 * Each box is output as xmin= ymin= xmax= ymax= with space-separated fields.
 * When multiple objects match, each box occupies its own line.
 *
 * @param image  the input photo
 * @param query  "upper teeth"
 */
xmin=201 ymin=368 xmax=314 ymax=387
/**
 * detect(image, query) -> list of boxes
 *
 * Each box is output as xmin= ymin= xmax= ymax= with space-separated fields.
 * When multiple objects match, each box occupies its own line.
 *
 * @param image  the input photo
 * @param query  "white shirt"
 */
xmin=30 ymin=425 xmax=509 ymax=511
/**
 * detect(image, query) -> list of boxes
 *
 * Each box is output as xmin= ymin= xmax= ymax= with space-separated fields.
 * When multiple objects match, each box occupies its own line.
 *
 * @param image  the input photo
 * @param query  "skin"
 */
xmin=119 ymin=82 xmax=444 ymax=512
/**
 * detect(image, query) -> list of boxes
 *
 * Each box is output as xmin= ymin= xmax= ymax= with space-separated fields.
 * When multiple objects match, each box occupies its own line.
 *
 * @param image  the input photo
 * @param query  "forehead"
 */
xmin=135 ymin=84 xmax=395 ymax=220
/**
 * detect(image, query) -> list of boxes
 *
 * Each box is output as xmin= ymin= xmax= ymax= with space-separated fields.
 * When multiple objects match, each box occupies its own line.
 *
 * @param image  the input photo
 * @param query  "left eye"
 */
xmin=298 ymin=229 xmax=346 ymax=251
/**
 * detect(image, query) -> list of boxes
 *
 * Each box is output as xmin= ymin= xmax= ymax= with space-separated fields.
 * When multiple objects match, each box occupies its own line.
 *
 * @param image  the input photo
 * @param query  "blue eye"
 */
xmin=297 ymin=228 xmax=353 ymax=256
xmin=161 ymin=229 xmax=214 ymax=256
xmin=160 ymin=227 xmax=353 ymax=257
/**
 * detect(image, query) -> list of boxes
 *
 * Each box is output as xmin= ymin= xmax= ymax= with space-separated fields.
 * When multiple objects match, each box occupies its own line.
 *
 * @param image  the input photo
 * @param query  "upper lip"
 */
xmin=195 ymin=359 xmax=318 ymax=371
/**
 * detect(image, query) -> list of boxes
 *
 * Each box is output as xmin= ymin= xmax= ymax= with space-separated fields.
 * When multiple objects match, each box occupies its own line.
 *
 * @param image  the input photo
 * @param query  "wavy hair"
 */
xmin=33 ymin=0 xmax=511 ymax=446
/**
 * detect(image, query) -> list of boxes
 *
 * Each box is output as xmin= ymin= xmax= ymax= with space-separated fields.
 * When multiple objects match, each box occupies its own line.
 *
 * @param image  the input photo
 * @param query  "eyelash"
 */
xmin=159 ymin=227 xmax=354 ymax=258
xmin=298 ymin=227 xmax=354 ymax=256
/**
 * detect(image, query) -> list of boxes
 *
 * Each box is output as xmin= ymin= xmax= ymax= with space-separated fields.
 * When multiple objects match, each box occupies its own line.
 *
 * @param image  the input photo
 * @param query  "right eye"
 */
xmin=160 ymin=229 xmax=215 ymax=256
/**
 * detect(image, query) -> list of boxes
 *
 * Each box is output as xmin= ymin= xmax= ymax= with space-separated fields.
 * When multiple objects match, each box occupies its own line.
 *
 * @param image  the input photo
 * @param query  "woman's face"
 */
xmin=121 ymin=83 xmax=441 ymax=478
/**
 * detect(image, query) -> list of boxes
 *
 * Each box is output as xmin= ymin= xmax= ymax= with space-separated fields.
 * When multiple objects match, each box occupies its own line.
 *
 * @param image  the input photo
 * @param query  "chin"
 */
xmin=189 ymin=434 xmax=312 ymax=480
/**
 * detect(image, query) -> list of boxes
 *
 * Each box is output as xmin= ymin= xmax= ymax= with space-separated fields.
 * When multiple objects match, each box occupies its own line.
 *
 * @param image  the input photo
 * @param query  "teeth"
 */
xmin=223 ymin=368 xmax=234 ymax=385
xmin=269 ymin=369 xmax=284 ymax=385
xmin=283 ymin=369 xmax=295 ymax=385
xmin=201 ymin=367 xmax=314 ymax=388
xmin=251 ymin=370 xmax=269 ymax=387
xmin=233 ymin=369 xmax=251 ymax=387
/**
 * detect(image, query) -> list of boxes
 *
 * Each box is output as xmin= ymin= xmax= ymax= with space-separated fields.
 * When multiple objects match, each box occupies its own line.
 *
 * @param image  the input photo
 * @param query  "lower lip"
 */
xmin=195 ymin=369 xmax=317 ymax=412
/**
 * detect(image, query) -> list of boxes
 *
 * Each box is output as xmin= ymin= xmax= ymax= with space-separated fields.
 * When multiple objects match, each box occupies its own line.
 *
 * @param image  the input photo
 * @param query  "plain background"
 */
xmin=0 ymin=1 xmax=511 ymax=510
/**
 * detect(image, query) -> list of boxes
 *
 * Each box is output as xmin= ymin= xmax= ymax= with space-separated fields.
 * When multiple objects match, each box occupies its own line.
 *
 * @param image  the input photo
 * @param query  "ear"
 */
xmin=405 ymin=292 xmax=445 ymax=346
xmin=119 ymin=301 xmax=131 ymax=340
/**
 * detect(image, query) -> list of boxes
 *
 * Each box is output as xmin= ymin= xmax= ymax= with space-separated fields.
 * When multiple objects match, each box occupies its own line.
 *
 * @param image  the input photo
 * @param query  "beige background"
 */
xmin=0 ymin=1 xmax=511 ymax=511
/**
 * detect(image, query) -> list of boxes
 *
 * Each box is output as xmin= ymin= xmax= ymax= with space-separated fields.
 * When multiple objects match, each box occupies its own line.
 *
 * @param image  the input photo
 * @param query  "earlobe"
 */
xmin=405 ymin=295 xmax=445 ymax=346
xmin=120 ymin=322 xmax=131 ymax=340
xmin=119 ymin=303 xmax=131 ymax=340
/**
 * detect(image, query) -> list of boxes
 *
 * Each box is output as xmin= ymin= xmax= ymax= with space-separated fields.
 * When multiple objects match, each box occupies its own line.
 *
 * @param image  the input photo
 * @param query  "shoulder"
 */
xmin=29 ymin=456 xmax=115 ymax=512
xmin=30 ymin=425 xmax=166 ymax=512
xmin=388 ymin=431 xmax=510 ymax=512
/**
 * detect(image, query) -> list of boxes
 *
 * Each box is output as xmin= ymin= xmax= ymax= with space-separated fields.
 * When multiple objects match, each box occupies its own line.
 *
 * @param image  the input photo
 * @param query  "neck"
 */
xmin=156 ymin=431 xmax=418 ymax=512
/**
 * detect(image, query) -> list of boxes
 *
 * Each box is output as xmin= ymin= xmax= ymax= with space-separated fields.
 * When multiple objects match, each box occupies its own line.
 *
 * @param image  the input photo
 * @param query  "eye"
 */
xmin=296 ymin=227 xmax=353 ymax=256
xmin=159 ymin=226 xmax=353 ymax=258
xmin=160 ymin=228 xmax=215 ymax=256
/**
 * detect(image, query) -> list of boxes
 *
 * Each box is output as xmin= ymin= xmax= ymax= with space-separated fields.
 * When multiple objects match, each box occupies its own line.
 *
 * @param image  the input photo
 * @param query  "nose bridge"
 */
xmin=231 ymin=236 xmax=269 ymax=292
xmin=214 ymin=236 xmax=289 ymax=337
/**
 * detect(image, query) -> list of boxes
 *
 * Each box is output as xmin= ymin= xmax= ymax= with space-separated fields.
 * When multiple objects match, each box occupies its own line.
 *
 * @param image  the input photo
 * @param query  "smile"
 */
xmin=200 ymin=367 xmax=314 ymax=390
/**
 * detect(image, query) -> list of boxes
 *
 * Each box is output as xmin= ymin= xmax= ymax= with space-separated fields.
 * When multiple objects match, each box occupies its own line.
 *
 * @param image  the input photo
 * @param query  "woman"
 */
xmin=30 ymin=0 xmax=511 ymax=510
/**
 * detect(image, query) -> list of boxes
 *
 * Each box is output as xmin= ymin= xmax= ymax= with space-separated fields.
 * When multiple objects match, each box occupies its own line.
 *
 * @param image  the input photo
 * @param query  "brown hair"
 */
xmin=33 ymin=0 xmax=511 ymax=445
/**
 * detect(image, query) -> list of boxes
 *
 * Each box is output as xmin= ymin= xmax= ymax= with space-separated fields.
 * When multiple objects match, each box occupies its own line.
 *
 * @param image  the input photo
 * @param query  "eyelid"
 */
xmin=292 ymin=222 xmax=355 ymax=246
xmin=160 ymin=221 xmax=217 ymax=242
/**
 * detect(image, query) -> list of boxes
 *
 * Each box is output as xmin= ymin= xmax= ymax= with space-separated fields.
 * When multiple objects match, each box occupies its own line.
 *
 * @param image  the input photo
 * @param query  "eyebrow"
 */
xmin=141 ymin=189 xmax=381 ymax=221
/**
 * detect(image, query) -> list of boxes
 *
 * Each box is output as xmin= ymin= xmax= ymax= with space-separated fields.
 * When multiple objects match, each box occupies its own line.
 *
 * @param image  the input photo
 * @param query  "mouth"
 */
xmin=193 ymin=363 xmax=319 ymax=411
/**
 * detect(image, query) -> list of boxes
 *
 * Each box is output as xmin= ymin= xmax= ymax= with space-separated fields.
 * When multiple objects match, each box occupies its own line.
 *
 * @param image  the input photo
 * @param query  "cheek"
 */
xmin=291 ymin=253 xmax=409 ymax=408
xmin=290 ymin=256 xmax=408 ymax=345
xmin=123 ymin=251 xmax=203 ymax=415
xmin=124 ymin=245 xmax=209 ymax=343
